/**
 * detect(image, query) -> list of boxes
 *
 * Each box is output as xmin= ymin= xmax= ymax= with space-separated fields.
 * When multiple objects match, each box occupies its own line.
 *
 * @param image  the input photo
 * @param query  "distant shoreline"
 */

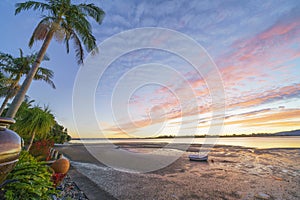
xmin=67 ymin=136 xmax=300 ymax=149
xmin=71 ymin=133 xmax=300 ymax=140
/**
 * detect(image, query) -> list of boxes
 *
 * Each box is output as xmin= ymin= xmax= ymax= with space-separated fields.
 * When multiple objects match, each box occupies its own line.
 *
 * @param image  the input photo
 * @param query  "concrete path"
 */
xmin=68 ymin=166 xmax=117 ymax=200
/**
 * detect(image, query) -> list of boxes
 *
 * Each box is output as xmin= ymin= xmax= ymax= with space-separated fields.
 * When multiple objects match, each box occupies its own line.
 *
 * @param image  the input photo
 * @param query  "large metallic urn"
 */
xmin=0 ymin=117 xmax=22 ymax=184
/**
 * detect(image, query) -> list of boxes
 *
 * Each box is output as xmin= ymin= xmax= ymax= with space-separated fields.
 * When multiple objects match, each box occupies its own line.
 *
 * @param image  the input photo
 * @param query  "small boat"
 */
xmin=189 ymin=154 xmax=208 ymax=162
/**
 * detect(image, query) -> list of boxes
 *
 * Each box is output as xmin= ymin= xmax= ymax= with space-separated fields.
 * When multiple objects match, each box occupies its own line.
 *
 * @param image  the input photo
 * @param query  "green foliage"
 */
xmin=0 ymin=49 xmax=55 ymax=91
xmin=48 ymin=122 xmax=72 ymax=144
xmin=13 ymin=105 xmax=55 ymax=139
xmin=3 ymin=151 xmax=56 ymax=200
xmin=0 ymin=49 xmax=55 ymax=116
xmin=8 ymin=97 xmax=71 ymax=145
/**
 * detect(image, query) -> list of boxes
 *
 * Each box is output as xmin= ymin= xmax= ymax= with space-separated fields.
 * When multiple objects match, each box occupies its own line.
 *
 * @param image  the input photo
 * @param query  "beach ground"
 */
xmin=55 ymin=143 xmax=300 ymax=200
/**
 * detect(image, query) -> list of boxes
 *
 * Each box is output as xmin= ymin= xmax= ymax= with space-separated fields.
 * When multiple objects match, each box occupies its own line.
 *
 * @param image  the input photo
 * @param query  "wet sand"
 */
xmin=55 ymin=143 xmax=300 ymax=200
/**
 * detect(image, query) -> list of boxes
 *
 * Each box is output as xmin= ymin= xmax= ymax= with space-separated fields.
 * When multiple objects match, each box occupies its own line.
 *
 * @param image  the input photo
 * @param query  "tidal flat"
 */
xmin=56 ymin=143 xmax=300 ymax=200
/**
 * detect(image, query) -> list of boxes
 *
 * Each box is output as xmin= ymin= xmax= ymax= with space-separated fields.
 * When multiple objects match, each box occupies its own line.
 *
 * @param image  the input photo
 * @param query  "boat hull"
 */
xmin=188 ymin=155 xmax=208 ymax=162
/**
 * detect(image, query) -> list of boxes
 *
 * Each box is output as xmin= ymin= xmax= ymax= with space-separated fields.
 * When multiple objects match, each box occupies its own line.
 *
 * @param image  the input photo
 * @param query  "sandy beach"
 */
xmin=55 ymin=143 xmax=300 ymax=200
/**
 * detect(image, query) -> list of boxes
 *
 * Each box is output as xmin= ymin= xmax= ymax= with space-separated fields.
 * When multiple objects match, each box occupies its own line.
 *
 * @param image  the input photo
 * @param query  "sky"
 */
xmin=0 ymin=0 xmax=300 ymax=138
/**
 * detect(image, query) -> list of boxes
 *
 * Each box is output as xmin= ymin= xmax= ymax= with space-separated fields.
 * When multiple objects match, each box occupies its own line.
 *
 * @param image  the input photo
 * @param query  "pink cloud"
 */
xmin=106 ymin=14 xmax=300 ymax=136
xmin=259 ymin=21 xmax=300 ymax=40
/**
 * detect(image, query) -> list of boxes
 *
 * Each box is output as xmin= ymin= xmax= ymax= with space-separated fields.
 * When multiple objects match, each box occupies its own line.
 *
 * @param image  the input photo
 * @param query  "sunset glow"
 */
xmin=1 ymin=0 xmax=300 ymax=138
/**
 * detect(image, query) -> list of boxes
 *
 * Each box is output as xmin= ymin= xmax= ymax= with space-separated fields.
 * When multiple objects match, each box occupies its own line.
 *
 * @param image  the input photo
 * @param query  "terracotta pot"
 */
xmin=0 ymin=117 xmax=22 ymax=185
xmin=51 ymin=158 xmax=70 ymax=174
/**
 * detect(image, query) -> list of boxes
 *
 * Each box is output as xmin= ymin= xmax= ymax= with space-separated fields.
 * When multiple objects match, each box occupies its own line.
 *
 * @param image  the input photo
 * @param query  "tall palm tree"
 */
xmin=13 ymin=105 xmax=55 ymax=151
xmin=6 ymin=0 xmax=105 ymax=118
xmin=0 ymin=49 xmax=55 ymax=115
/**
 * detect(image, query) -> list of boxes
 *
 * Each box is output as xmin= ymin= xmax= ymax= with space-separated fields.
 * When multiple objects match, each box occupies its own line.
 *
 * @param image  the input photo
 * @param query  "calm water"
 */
xmin=70 ymin=136 xmax=300 ymax=149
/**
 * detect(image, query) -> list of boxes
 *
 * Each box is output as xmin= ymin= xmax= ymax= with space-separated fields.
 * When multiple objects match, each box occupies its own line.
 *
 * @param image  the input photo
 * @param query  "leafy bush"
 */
xmin=3 ymin=151 xmax=56 ymax=200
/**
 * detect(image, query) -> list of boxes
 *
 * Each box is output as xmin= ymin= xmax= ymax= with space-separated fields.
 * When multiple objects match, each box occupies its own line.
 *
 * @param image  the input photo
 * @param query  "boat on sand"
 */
xmin=189 ymin=154 xmax=208 ymax=162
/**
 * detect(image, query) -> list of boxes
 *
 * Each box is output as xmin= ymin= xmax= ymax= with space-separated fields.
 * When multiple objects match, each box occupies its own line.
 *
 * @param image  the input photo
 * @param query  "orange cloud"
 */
xmin=229 ymin=84 xmax=300 ymax=109
xmin=226 ymin=109 xmax=300 ymax=127
xmin=249 ymin=121 xmax=300 ymax=128
xmin=196 ymin=108 xmax=300 ymax=129
xmin=106 ymin=15 xmax=300 ymax=137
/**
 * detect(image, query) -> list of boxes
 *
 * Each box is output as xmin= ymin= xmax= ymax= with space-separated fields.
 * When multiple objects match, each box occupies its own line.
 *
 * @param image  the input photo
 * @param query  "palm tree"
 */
xmin=13 ymin=105 xmax=55 ymax=151
xmin=0 ymin=71 xmax=13 ymax=97
xmin=0 ymin=72 xmax=19 ymax=116
xmin=0 ymin=49 xmax=55 ymax=115
xmin=6 ymin=0 xmax=105 ymax=118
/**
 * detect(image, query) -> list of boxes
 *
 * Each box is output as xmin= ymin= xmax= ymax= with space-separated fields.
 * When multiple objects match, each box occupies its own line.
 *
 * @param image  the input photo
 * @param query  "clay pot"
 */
xmin=51 ymin=158 xmax=70 ymax=174
xmin=0 ymin=117 xmax=22 ymax=185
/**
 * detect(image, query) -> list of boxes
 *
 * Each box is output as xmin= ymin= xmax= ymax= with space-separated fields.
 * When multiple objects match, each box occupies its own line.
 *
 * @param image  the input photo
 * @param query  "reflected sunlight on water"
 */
xmin=70 ymin=136 xmax=300 ymax=149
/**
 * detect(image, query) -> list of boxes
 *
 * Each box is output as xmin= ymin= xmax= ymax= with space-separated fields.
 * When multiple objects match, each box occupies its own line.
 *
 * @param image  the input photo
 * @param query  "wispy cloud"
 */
xmin=94 ymin=0 xmax=300 ymax=137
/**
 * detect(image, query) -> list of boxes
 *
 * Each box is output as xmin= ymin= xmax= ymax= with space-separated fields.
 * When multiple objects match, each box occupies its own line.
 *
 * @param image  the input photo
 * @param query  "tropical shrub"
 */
xmin=12 ymin=105 xmax=56 ymax=151
xmin=9 ymin=99 xmax=72 ymax=146
xmin=3 ymin=151 xmax=56 ymax=200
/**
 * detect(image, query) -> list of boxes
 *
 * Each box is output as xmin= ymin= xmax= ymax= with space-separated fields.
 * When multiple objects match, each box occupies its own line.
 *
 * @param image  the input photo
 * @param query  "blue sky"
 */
xmin=1 ymin=0 xmax=300 ymax=138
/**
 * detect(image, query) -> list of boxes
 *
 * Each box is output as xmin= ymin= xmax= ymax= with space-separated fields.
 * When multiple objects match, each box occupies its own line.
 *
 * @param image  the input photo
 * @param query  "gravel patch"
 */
xmin=52 ymin=175 xmax=88 ymax=200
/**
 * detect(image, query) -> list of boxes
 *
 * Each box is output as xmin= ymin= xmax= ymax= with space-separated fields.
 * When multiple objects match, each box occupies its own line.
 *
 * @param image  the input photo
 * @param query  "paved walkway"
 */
xmin=68 ymin=165 xmax=116 ymax=200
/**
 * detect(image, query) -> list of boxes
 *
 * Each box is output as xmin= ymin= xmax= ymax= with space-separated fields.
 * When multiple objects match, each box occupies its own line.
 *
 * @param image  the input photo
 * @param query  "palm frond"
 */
xmin=71 ymin=32 xmax=84 ymax=64
xmin=18 ymin=48 xmax=24 ymax=58
xmin=0 ymin=53 xmax=14 ymax=68
xmin=65 ymin=36 xmax=70 ymax=54
xmin=67 ymin=5 xmax=98 ymax=53
xmin=15 ymin=1 xmax=51 ymax=15
xmin=78 ymin=3 xmax=105 ymax=25
xmin=29 ymin=17 xmax=52 ymax=47
xmin=70 ymin=17 xmax=97 ymax=53
xmin=35 ymin=67 xmax=56 ymax=89
xmin=42 ymin=53 xmax=50 ymax=61
xmin=13 ymin=105 xmax=55 ymax=138
xmin=60 ymin=21 xmax=72 ymax=54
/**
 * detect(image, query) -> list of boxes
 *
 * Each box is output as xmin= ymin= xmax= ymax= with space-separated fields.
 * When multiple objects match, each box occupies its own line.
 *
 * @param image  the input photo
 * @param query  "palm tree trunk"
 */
xmin=0 ymin=95 xmax=11 ymax=116
xmin=26 ymin=131 xmax=35 ymax=151
xmin=5 ymin=28 xmax=56 ymax=119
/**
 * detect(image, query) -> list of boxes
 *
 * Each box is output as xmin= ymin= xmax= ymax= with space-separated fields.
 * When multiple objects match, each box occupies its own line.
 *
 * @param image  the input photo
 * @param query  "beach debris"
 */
xmin=255 ymin=192 xmax=271 ymax=199
xmin=235 ymin=191 xmax=243 ymax=198
xmin=271 ymin=176 xmax=283 ymax=181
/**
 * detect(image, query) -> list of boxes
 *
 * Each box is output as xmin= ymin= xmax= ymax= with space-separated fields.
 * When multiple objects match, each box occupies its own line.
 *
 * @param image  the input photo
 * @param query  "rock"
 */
xmin=52 ymin=175 xmax=88 ymax=200
xmin=171 ymin=194 xmax=179 ymax=199
xmin=255 ymin=192 xmax=270 ymax=199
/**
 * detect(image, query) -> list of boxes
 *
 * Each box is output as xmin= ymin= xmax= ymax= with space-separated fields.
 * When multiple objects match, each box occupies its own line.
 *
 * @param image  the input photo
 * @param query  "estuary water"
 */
xmin=70 ymin=136 xmax=300 ymax=149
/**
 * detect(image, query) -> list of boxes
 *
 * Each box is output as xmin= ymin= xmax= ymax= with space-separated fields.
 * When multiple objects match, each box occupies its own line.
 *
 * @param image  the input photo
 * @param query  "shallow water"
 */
xmin=70 ymin=136 xmax=300 ymax=149
xmin=69 ymin=147 xmax=300 ymax=200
